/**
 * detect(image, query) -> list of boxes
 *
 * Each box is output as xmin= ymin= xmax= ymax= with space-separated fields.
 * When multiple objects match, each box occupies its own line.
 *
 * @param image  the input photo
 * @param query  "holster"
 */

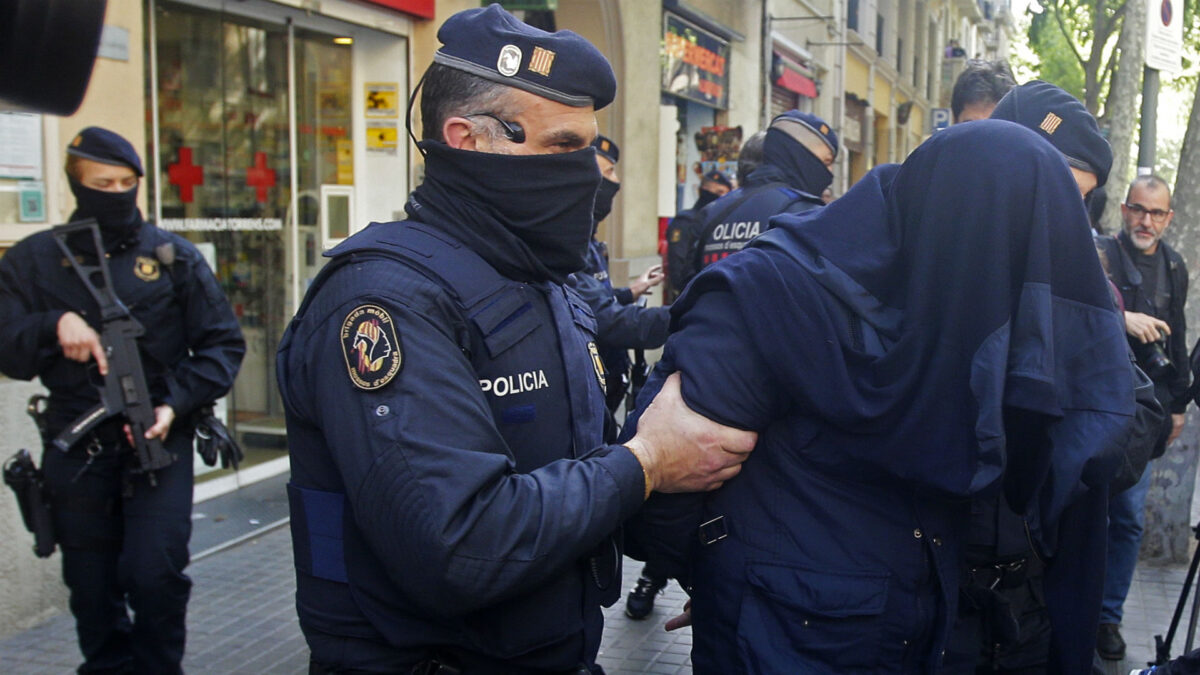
xmin=3 ymin=449 xmax=57 ymax=558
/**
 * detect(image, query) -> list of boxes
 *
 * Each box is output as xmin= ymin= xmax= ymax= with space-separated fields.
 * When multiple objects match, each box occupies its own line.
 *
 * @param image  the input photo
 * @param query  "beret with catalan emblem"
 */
xmin=990 ymin=80 xmax=1112 ymax=188
xmin=434 ymin=4 xmax=616 ymax=111
xmin=770 ymin=110 xmax=839 ymax=159
xmin=592 ymin=134 xmax=619 ymax=163
xmin=67 ymin=126 xmax=144 ymax=177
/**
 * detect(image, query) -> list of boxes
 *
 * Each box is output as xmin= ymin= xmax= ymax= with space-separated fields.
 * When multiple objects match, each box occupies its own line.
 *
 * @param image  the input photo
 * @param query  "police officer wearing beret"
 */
xmin=572 ymin=135 xmax=669 ymax=415
xmin=691 ymin=111 xmax=833 ymax=273
xmin=0 ymin=127 xmax=245 ymax=673
xmin=276 ymin=5 xmax=756 ymax=673
xmin=941 ymin=81 xmax=1167 ymax=673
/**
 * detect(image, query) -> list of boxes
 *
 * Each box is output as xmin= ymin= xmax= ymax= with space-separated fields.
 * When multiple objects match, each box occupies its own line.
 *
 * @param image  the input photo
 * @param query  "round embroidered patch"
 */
xmin=340 ymin=304 xmax=403 ymax=390
xmin=134 ymin=256 xmax=160 ymax=282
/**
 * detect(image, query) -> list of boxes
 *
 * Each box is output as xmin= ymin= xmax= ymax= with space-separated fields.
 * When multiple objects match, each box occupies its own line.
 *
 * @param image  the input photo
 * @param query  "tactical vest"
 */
xmin=284 ymin=220 xmax=616 ymax=667
xmin=697 ymin=184 xmax=821 ymax=270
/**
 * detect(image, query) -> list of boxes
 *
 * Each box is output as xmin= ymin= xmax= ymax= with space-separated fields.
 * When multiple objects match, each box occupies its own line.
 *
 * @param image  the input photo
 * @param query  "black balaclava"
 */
xmin=693 ymin=188 xmax=722 ymax=211
xmin=68 ymin=179 xmax=143 ymax=247
xmin=593 ymin=177 xmax=620 ymax=227
xmin=763 ymin=127 xmax=833 ymax=196
xmin=408 ymin=140 xmax=602 ymax=283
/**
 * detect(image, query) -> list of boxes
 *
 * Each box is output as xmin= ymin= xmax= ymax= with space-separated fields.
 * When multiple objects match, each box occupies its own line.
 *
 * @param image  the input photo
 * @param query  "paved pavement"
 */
xmin=0 ymin=476 xmax=1193 ymax=674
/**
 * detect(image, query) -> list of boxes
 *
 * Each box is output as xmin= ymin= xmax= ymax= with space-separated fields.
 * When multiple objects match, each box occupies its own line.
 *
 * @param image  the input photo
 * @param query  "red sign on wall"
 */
xmin=356 ymin=0 xmax=434 ymax=19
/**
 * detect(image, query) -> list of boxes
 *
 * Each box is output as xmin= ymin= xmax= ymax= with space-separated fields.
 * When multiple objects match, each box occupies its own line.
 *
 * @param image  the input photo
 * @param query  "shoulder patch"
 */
xmin=341 ymin=304 xmax=403 ymax=390
xmin=134 ymin=256 xmax=161 ymax=282
xmin=587 ymin=340 xmax=607 ymax=393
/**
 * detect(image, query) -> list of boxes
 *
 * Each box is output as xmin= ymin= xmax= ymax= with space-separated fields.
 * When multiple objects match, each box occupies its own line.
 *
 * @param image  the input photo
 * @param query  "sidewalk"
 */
xmin=0 ymin=476 xmax=1189 ymax=674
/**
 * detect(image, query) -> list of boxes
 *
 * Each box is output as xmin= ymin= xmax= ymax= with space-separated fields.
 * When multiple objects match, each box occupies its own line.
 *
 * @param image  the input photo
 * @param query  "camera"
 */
xmin=1135 ymin=331 xmax=1175 ymax=381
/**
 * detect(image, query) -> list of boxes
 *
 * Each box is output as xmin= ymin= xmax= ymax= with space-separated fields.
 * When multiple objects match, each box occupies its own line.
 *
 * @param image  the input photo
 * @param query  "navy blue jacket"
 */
xmin=695 ymin=166 xmax=822 ymax=269
xmin=0 ymin=221 xmax=244 ymax=432
xmin=278 ymin=219 xmax=646 ymax=672
xmin=624 ymin=123 xmax=1134 ymax=674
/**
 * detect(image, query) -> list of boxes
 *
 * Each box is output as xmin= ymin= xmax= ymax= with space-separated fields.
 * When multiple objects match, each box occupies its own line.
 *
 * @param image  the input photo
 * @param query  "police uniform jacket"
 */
xmin=695 ymin=164 xmax=822 ymax=270
xmin=277 ymin=212 xmax=647 ymax=671
xmin=0 ymin=221 xmax=245 ymax=435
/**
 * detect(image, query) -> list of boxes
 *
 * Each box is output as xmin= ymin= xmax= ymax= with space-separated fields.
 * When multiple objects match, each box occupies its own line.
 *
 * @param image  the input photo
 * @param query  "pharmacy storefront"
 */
xmin=146 ymin=0 xmax=420 ymax=490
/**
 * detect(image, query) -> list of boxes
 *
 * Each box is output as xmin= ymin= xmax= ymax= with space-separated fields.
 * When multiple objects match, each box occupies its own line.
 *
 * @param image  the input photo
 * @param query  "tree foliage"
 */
xmin=1026 ymin=0 xmax=1127 ymax=115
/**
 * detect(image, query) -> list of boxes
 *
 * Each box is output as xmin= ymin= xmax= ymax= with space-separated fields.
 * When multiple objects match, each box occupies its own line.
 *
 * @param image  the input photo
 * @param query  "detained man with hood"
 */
xmin=692 ymin=110 xmax=834 ymax=271
xmin=623 ymin=120 xmax=1135 ymax=673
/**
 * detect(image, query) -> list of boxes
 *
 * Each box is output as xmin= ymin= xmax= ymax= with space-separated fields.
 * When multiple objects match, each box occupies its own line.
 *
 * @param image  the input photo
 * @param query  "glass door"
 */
xmin=151 ymin=2 xmax=354 ymax=478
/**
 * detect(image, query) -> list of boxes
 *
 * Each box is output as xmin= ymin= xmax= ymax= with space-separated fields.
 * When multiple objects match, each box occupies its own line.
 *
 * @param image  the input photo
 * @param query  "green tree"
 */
xmin=1026 ymin=0 xmax=1127 ymax=115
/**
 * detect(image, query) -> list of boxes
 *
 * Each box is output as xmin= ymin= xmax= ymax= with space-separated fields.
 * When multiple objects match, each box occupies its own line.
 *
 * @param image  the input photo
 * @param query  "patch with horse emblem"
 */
xmin=587 ymin=341 xmax=607 ymax=393
xmin=134 ymin=256 xmax=161 ymax=282
xmin=341 ymin=304 xmax=403 ymax=390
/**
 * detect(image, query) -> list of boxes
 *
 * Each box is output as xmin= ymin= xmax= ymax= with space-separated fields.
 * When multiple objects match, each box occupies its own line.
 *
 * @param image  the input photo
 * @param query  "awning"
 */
xmin=773 ymin=53 xmax=817 ymax=98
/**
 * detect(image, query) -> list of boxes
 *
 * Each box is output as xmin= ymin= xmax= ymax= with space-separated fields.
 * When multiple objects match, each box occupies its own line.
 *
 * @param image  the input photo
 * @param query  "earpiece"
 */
xmin=466 ymin=112 xmax=525 ymax=144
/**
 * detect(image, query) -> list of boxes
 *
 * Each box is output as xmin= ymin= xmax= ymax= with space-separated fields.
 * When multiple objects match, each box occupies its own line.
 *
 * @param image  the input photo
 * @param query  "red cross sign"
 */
xmin=246 ymin=151 xmax=277 ymax=203
xmin=167 ymin=147 xmax=203 ymax=203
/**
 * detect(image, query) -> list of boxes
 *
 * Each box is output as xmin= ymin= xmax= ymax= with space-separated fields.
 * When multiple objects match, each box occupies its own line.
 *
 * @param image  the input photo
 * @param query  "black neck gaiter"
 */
xmin=593 ymin=177 xmax=620 ymax=226
xmin=407 ymin=141 xmax=601 ymax=283
xmin=69 ymin=179 xmax=144 ymax=248
xmin=763 ymin=127 xmax=833 ymax=196
xmin=692 ymin=188 xmax=721 ymax=211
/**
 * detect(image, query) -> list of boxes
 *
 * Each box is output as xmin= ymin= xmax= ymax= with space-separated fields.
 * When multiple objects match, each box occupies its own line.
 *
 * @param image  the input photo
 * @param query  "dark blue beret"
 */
xmin=66 ymin=126 xmax=143 ymax=176
xmin=770 ymin=110 xmax=839 ymax=159
xmin=990 ymin=80 xmax=1112 ymax=188
xmin=702 ymin=170 xmax=732 ymax=189
xmin=434 ymin=4 xmax=616 ymax=111
xmin=592 ymin=135 xmax=619 ymax=163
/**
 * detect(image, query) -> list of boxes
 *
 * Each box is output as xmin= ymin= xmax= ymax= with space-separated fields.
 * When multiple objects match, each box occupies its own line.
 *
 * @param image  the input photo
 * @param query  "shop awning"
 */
xmin=773 ymin=52 xmax=817 ymax=98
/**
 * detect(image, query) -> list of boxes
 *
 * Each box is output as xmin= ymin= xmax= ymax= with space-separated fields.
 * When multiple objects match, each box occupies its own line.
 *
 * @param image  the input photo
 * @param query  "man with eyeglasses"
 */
xmin=1094 ymin=174 xmax=1191 ymax=660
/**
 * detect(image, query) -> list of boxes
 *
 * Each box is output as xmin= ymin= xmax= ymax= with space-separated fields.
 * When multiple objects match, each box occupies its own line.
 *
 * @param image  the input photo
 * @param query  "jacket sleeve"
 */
xmin=0 ymin=242 xmax=66 ymax=381
xmin=1167 ymin=256 xmax=1190 ymax=413
xmin=569 ymin=273 xmax=669 ymax=350
xmin=293 ymin=291 xmax=646 ymax=617
xmin=162 ymin=246 xmax=245 ymax=418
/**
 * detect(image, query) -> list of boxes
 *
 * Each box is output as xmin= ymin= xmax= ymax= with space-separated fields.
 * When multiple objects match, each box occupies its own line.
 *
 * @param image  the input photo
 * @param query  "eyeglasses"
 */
xmin=1125 ymin=202 xmax=1171 ymax=224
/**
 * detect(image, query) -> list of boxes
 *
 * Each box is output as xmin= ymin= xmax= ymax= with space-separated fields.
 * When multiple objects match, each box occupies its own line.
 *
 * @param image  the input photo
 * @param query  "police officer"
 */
xmin=693 ymin=111 xmax=833 ymax=271
xmin=943 ymin=81 xmax=1163 ymax=674
xmin=0 ymin=127 xmax=244 ymax=674
xmin=276 ymin=6 xmax=755 ymax=673
xmin=573 ymin=134 xmax=669 ymax=414
xmin=664 ymin=168 xmax=734 ymax=297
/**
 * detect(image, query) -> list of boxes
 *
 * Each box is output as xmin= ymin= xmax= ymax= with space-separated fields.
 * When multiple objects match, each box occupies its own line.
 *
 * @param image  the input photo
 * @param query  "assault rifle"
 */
xmin=51 ymin=220 xmax=174 ymax=482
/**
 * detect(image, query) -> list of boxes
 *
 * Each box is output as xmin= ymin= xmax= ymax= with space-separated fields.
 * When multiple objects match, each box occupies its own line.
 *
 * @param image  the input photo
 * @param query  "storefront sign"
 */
xmin=662 ymin=13 xmax=730 ymax=110
xmin=365 ymin=82 xmax=399 ymax=118
xmin=0 ymin=112 xmax=42 ymax=180
xmin=160 ymin=218 xmax=283 ymax=232
xmin=366 ymin=121 xmax=398 ymax=155
xmin=1146 ymin=0 xmax=1183 ymax=72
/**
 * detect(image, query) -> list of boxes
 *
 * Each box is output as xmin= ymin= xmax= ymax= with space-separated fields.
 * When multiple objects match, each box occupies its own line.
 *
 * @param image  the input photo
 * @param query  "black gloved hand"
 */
xmin=195 ymin=407 xmax=243 ymax=470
